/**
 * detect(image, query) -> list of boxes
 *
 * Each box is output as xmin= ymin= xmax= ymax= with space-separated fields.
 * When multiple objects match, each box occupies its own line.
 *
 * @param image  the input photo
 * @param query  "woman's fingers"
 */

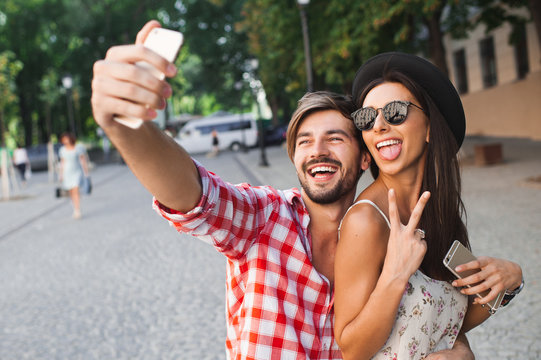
xmin=384 ymin=189 xmax=429 ymax=279
xmin=405 ymin=191 xmax=431 ymax=232
xmin=387 ymin=189 xmax=400 ymax=231
xmin=453 ymin=258 xmax=482 ymax=274
xmin=387 ymin=190 xmax=431 ymax=233
xmin=471 ymin=287 xmax=502 ymax=305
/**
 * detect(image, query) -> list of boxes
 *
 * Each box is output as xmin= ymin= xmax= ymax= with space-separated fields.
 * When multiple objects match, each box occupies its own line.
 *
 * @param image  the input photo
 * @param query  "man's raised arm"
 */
xmin=91 ymin=21 xmax=201 ymax=212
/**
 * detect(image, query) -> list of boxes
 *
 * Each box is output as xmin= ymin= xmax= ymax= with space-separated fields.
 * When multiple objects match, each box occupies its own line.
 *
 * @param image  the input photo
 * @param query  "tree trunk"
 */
xmin=38 ymin=113 xmax=48 ymax=144
xmin=529 ymin=0 xmax=541 ymax=63
xmin=0 ymin=109 xmax=5 ymax=148
xmin=17 ymin=83 xmax=32 ymax=147
xmin=425 ymin=8 xmax=449 ymax=77
xmin=45 ymin=102 xmax=52 ymax=141
xmin=269 ymin=96 xmax=280 ymax=126
xmin=0 ymin=110 xmax=8 ymax=200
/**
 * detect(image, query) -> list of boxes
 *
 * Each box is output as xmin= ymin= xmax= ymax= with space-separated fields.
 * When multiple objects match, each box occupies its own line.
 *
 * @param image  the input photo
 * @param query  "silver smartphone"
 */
xmin=443 ymin=240 xmax=505 ymax=314
xmin=114 ymin=28 xmax=184 ymax=129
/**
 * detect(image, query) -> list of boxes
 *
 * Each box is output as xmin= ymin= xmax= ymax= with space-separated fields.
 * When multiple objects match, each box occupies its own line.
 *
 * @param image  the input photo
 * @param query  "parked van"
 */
xmin=175 ymin=112 xmax=258 ymax=154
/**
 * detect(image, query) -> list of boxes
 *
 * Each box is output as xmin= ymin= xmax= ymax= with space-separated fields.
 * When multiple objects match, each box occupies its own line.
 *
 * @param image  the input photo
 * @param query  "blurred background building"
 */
xmin=444 ymin=7 xmax=541 ymax=140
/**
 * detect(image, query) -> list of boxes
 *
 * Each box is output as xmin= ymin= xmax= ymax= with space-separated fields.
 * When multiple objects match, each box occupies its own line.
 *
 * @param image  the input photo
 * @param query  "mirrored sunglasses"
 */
xmin=351 ymin=100 xmax=425 ymax=131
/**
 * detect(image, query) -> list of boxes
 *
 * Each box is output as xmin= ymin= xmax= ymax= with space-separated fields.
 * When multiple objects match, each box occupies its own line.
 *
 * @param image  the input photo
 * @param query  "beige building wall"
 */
xmin=461 ymin=70 xmax=541 ymax=140
xmin=443 ymin=7 xmax=541 ymax=140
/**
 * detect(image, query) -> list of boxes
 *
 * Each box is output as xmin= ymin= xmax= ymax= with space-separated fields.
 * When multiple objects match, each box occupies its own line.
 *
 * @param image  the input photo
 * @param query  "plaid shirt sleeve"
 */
xmin=153 ymin=159 xmax=277 ymax=260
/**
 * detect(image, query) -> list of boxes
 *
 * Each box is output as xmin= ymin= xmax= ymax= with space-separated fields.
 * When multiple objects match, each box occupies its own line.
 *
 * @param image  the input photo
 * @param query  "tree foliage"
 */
xmin=0 ymin=0 xmax=537 ymax=145
xmin=0 ymin=51 xmax=23 ymax=147
xmin=0 ymin=0 xmax=179 ymax=145
xmin=179 ymin=0 xmax=250 ymax=114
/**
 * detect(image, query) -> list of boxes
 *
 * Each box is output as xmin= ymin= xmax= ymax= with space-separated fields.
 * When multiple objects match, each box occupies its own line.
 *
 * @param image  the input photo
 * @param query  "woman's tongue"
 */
xmin=378 ymin=142 xmax=402 ymax=161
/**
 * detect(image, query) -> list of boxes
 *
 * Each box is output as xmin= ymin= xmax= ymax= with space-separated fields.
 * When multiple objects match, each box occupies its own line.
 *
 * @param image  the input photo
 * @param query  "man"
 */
xmin=91 ymin=21 xmax=481 ymax=359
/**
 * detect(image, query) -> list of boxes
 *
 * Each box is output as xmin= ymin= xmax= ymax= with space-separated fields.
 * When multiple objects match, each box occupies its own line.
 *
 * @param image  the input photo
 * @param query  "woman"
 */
xmin=59 ymin=132 xmax=89 ymax=219
xmin=334 ymin=53 xmax=523 ymax=359
xmin=12 ymin=143 xmax=30 ymax=185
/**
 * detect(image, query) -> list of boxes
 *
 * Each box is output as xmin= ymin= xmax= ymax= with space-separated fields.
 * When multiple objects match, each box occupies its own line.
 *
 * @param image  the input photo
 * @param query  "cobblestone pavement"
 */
xmin=0 ymin=136 xmax=539 ymax=359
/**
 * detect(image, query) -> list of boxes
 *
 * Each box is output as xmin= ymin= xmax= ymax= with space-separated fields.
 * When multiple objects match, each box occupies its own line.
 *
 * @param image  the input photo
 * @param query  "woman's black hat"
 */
xmin=352 ymin=52 xmax=466 ymax=147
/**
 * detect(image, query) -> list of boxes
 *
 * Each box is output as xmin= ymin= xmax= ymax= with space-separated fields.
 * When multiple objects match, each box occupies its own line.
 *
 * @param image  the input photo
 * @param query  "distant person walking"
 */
xmin=208 ymin=128 xmax=220 ymax=157
xmin=12 ymin=143 xmax=30 ymax=186
xmin=58 ymin=132 xmax=89 ymax=219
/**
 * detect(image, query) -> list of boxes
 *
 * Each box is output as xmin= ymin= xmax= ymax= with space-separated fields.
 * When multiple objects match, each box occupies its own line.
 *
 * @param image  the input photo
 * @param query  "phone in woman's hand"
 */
xmin=443 ymin=240 xmax=504 ymax=314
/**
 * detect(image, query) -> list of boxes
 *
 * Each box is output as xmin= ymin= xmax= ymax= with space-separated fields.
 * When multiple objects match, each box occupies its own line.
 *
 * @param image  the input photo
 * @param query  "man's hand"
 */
xmin=452 ymin=256 xmax=522 ymax=305
xmin=91 ymin=20 xmax=176 ymax=129
xmin=425 ymin=332 xmax=474 ymax=360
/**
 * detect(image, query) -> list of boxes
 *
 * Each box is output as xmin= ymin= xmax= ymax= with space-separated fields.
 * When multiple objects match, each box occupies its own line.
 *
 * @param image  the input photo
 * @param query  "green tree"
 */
xmin=308 ymin=1 xmax=406 ymax=92
xmin=0 ymin=0 xmax=181 ymax=145
xmin=0 ymin=51 xmax=23 ymax=147
xmin=363 ymin=0 xmax=460 ymax=75
xmin=179 ymin=0 xmax=252 ymax=115
xmin=239 ymin=0 xmax=405 ymax=122
xmin=240 ymin=1 xmax=301 ymax=123
xmin=1 ymin=0 xmax=65 ymax=145
xmin=38 ymin=69 xmax=62 ymax=141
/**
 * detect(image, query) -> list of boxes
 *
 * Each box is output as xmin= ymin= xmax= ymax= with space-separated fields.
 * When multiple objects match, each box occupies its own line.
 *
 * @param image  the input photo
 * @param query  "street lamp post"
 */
xmin=256 ymin=98 xmax=269 ymax=167
xmin=297 ymin=0 xmax=313 ymax=92
xmin=62 ymin=75 xmax=76 ymax=135
xmin=245 ymin=59 xmax=269 ymax=167
xmin=235 ymin=81 xmax=248 ymax=153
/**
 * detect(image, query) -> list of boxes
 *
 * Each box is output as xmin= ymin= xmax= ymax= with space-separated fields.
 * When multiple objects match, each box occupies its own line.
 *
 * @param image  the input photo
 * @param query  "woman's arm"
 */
xmin=58 ymin=157 xmax=64 ymax=182
xmin=334 ymin=190 xmax=430 ymax=359
xmin=79 ymin=152 xmax=89 ymax=177
xmin=334 ymin=204 xmax=396 ymax=359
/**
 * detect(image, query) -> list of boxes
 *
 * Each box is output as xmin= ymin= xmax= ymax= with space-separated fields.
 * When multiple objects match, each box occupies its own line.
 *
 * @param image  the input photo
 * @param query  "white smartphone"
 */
xmin=114 ymin=28 xmax=184 ymax=129
xmin=443 ymin=240 xmax=505 ymax=314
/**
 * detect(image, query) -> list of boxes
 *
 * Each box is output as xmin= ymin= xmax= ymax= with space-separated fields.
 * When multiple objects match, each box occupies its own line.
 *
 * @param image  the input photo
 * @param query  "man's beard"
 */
xmin=298 ymin=159 xmax=359 ymax=204
xmin=300 ymin=179 xmax=355 ymax=204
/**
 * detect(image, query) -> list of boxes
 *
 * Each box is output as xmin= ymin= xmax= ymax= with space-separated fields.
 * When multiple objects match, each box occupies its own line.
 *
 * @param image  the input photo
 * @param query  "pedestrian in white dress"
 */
xmin=58 ymin=132 xmax=89 ymax=219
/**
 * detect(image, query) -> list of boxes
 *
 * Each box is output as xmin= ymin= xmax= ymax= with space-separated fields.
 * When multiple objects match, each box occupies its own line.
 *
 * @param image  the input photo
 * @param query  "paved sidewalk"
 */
xmin=0 ymin=136 xmax=539 ymax=359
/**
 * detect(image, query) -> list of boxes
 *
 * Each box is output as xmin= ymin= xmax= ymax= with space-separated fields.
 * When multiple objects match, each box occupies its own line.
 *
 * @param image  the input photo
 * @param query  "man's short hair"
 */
xmin=286 ymin=91 xmax=361 ymax=161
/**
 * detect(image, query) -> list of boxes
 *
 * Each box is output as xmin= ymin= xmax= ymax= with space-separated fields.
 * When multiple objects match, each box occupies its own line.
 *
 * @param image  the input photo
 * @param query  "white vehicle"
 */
xmin=175 ymin=112 xmax=258 ymax=154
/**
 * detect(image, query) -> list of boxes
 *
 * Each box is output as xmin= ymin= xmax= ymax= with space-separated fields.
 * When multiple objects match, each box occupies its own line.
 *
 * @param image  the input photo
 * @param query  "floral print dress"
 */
xmin=376 ymin=270 xmax=468 ymax=359
xmin=339 ymin=200 xmax=469 ymax=360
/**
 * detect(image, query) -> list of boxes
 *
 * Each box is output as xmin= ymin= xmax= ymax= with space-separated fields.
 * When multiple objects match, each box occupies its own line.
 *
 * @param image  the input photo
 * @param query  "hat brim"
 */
xmin=352 ymin=52 xmax=465 ymax=148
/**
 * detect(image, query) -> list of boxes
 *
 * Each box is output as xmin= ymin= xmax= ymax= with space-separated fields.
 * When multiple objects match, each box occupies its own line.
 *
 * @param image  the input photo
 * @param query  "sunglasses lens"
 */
xmin=382 ymin=101 xmax=408 ymax=125
xmin=354 ymin=108 xmax=377 ymax=130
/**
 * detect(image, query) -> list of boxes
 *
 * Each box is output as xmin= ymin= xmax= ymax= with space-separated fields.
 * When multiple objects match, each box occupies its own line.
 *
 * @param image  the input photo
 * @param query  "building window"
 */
xmin=479 ymin=37 xmax=497 ymax=88
xmin=453 ymin=49 xmax=468 ymax=94
xmin=514 ymin=23 xmax=529 ymax=79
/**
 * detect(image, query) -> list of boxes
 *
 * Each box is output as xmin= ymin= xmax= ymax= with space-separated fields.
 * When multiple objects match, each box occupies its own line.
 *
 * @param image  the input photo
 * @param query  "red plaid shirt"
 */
xmin=154 ymin=160 xmax=342 ymax=359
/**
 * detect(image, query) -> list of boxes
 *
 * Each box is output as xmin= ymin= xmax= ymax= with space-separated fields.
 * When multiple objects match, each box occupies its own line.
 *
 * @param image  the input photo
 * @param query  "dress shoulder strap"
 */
xmin=341 ymin=199 xmax=391 ymax=230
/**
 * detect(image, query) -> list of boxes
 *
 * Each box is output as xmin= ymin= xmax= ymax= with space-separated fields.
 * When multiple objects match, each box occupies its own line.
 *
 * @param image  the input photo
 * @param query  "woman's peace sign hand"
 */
xmin=381 ymin=189 xmax=431 ymax=283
